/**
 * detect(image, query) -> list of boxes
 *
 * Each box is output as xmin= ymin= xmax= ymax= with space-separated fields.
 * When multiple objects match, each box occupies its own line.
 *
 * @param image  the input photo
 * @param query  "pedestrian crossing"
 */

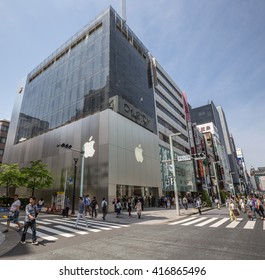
xmin=169 ymin=216 xmax=265 ymax=230
xmin=1 ymin=216 xmax=130 ymax=242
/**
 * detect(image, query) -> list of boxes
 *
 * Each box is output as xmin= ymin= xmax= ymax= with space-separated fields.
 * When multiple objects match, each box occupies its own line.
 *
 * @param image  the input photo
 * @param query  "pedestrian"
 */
xmin=20 ymin=197 xmax=39 ymax=245
xmin=195 ymin=197 xmax=202 ymax=215
xmin=182 ymin=196 xmax=188 ymax=210
xmin=63 ymin=196 xmax=70 ymax=218
xmin=84 ymin=194 xmax=91 ymax=216
xmin=214 ymin=198 xmax=220 ymax=209
xmin=90 ymin=196 xmax=98 ymax=218
xmin=37 ymin=198 xmax=44 ymax=212
xmin=127 ymin=198 xmax=133 ymax=218
xmin=135 ymin=199 xmax=142 ymax=218
xmin=229 ymin=199 xmax=236 ymax=221
xmin=2 ymin=194 xmax=23 ymax=233
xmin=75 ymin=197 xmax=88 ymax=228
xmin=116 ymin=199 xmax=122 ymax=218
xmin=256 ymin=197 xmax=265 ymax=220
xmin=101 ymin=197 xmax=108 ymax=220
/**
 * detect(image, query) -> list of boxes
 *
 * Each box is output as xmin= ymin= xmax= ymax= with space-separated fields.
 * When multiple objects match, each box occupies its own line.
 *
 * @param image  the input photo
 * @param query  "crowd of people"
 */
xmin=227 ymin=194 xmax=265 ymax=221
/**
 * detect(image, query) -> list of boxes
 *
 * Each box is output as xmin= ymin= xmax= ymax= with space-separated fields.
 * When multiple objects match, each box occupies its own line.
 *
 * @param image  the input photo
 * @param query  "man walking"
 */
xmin=101 ymin=197 xmax=108 ymax=220
xmin=75 ymin=197 xmax=88 ymax=228
xmin=20 ymin=197 xmax=39 ymax=245
xmin=2 ymin=194 xmax=23 ymax=233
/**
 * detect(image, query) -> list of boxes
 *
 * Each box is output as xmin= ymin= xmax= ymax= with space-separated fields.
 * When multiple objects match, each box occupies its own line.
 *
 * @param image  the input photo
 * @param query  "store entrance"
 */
xmin=116 ymin=185 xmax=159 ymax=207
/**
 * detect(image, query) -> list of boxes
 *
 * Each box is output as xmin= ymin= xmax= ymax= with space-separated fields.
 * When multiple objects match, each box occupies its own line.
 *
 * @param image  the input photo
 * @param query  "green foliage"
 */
xmin=201 ymin=190 xmax=212 ymax=207
xmin=0 ymin=163 xmax=22 ymax=197
xmin=220 ymin=190 xmax=227 ymax=203
xmin=21 ymin=160 xmax=53 ymax=197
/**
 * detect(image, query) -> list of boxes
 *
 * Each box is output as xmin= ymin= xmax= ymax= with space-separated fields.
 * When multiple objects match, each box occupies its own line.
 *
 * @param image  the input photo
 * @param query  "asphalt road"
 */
xmin=1 ymin=207 xmax=265 ymax=260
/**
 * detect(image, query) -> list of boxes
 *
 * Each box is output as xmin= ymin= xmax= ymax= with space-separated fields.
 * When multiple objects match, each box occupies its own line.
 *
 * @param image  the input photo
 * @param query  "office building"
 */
xmin=4 ymin=7 xmax=190 ymax=206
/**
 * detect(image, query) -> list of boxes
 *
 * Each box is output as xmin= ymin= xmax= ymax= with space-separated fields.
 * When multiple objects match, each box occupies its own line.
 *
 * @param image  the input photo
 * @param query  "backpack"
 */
xmin=102 ymin=201 xmax=107 ymax=211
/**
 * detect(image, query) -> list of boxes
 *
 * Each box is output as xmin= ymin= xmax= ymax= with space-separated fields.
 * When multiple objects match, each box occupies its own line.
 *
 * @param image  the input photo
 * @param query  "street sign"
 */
xmin=177 ymin=155 xmax=191 ymax=162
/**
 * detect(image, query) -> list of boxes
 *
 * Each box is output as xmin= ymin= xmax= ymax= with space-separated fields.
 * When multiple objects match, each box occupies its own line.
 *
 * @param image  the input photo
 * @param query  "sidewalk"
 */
xmin=0 ymin=205 xmax=213 ymax=257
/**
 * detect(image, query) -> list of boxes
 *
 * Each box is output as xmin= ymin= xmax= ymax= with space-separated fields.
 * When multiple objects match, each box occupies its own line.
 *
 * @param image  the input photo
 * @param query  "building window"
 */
xmin=0 ymin=125 xmax=8 ymax=132
xmin=0 ymin=137 xmax=6 ymax=144
xmin=0 ymin=149 xmax=4 ymax=156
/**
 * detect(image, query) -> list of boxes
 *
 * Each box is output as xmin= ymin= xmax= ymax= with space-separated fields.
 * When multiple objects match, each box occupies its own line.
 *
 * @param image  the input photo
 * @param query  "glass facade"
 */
xmin=109 ymin=10 xmax=157 ymax=133
xmin=15 ymin=8 xmax=157 ymax=144
xmin=15 ymin=13 xmax=110 ymax=144
xmin=159 ymin=145 xmax=196 ymax=193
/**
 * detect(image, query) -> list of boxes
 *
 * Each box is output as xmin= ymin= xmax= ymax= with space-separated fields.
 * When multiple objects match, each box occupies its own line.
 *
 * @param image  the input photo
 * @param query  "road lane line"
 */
xmin=181 ymin=217 xmax=207 ymax=225
xmin=168 ymin=217 xmax=197 ymax=225
xmin=209 ymin=218 xmax=230 ymax=227
xmin=195 ymin=217 xmax=219 ymax=227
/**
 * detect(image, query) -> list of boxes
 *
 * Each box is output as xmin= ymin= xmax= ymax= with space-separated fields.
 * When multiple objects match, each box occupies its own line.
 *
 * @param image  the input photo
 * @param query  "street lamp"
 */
xmin=213 ymin=161 xmax=221 ymax=202
xmin=72 ymin=158 xmax=78 ymax=215
xmin=169 ymin=132 xmax=181 ymax=216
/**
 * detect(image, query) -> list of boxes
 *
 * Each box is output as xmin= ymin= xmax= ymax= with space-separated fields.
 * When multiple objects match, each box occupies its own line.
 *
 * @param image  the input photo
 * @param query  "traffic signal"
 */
xmin=57 ymin=143 xmax=72 ymax=149
xmin=191 ymin=153 xmax=206 ymax=160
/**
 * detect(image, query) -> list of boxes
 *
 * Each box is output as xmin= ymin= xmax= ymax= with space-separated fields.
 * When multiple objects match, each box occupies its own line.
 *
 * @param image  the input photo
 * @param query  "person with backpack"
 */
xmin=101 ymin=197 xmax=107 ymax=220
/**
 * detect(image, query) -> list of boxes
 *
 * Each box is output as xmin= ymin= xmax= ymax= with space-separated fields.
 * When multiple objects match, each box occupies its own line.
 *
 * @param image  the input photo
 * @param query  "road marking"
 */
xmin=195 ymin=217 xmax=219 ymax=227
xmin=37 ymin=225 xmax=75 ymax=237
xmin=36 ymin=220 xmax=52 ymax=225
xmin=51 ymin=219 xmax=101 ymax=232
xmin=209 ymin=218 xmax=230 ymax=227
xmin=54 ymin=225 xmax=89 ymax=235
xmin=226 ymin=218 xmax=243 ymax=228
xmin=243 ymin=220 xmax=256 ymax=229
xmin=168 ymin=217 xmax=197 ymax=225
xmin=181 ymin=217 xmax=207 ymax=226
xmin=28 ymin=228 xmax=58 ymax=241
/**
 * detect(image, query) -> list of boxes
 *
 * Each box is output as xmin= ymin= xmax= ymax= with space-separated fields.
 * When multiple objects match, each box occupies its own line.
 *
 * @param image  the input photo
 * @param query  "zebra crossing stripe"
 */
xmin=195 ymin=217 xmax=219 ymax=227
xmin=28 ymin=228 xmax=58 ymax=241
xmin=226 ymin=218 xmax=243 ymax=228
xmin=51 ymin=219 xmax=101 ymax=232
xmin=36 ymin=220 xmax=52 ymax=225
xmin=181 ymin=217 xmax=207 ymax=226
xmin=209 ymin=218 xmax=230 ymax=227
xmin=37 ymin=225 xmax=75 ymax=237
xmin=243 ymin=220 xmax=256 ymax=229
xmin=169 ymin=217 xmax=197 ymax=225
xmin=54 ymin=225 xmax=89 ymax=235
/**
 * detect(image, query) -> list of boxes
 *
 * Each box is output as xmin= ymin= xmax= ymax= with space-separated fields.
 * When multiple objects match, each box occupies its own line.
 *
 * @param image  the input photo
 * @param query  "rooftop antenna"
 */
xmin=121 ymin=0 xmax=127 ymax=22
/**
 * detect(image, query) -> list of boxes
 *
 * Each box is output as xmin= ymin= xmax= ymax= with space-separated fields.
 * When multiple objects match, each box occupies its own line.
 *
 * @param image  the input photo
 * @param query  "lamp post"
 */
xmin=169 ymin=132 xmax=181 ymax=216
xmin=213 ymin=161 xmax=221 ymax=202
xmin=71 ymin=158 xmax=78 ymax=215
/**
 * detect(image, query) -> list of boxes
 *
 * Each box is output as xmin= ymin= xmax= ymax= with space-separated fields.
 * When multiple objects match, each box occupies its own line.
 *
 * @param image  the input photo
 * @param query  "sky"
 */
xmin=0 ymin=0 xmax=265 ymax=170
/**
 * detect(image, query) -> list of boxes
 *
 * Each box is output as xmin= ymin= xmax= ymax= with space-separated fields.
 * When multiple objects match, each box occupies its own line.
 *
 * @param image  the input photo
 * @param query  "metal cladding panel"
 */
xmin=108 ymin=110 xmax=161 ymax=187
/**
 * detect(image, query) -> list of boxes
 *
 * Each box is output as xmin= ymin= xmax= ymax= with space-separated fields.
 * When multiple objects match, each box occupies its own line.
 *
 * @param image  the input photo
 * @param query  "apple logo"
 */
xmin=84 ymin=136 xmax=96 ymax=158
xmin=135 ymin=144 xmax=144 ymax=163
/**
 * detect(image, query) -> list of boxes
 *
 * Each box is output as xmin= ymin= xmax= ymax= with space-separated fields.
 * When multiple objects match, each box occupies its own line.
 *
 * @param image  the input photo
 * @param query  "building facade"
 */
xmin=0 ymin=119 xmax=10 ymax=164
xmin=3 ymin=7 xmax=191 ymax=207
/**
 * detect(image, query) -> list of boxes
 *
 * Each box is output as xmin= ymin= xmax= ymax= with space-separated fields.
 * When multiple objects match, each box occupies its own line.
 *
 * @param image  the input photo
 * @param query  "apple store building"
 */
xmin=4 ymin=7 xmax=163 ymax=208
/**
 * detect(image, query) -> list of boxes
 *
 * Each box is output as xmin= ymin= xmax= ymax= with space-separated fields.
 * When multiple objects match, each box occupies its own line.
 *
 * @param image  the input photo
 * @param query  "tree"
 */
xmin=21 ymin=160 xmax=53 ymax=197
xmin=0 ymin=163 xmax=22 ymax=198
